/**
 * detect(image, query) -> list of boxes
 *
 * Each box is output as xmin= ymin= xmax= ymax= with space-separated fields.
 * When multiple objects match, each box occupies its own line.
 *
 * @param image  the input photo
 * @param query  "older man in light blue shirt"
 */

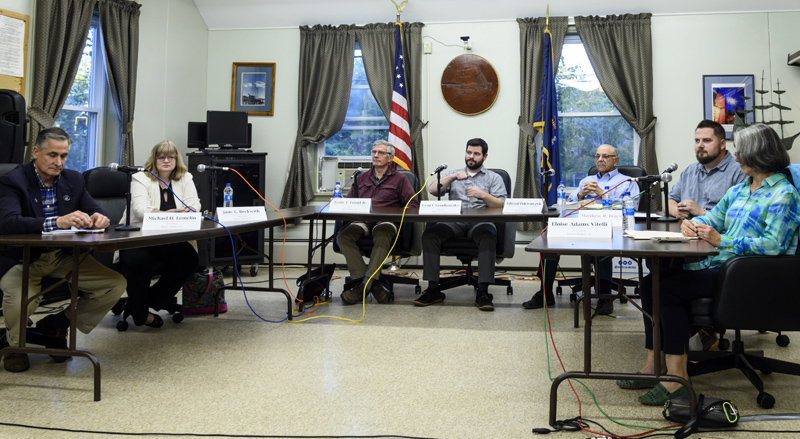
xmin=524 ymin=144 xmax=638 ymax=314
xmin=567 ymin=144 xmax=640 ymax=207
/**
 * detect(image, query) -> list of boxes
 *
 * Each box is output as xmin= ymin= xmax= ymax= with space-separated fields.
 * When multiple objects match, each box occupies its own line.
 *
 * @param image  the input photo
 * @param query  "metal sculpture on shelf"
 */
xmin=733 ymin=72 xmax=798 ymax=150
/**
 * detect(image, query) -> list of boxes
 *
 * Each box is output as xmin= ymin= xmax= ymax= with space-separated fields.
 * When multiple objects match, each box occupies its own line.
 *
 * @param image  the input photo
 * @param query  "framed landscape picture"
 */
xmin=703 ymin=74 xmax=754 ymax=139
xmin=231 ymin=62 xmax=275 ymax=116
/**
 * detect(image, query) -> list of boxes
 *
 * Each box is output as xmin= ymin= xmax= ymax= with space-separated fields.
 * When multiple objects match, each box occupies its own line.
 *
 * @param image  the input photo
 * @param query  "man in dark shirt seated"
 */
xmin=0 ymin=127 xmax=126 ymax=373
xmin=337 ymin=140 xmax=419 ymax=305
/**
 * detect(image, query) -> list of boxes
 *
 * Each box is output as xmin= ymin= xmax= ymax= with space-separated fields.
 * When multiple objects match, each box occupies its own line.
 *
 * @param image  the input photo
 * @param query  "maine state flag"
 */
xmin=533 ymin=29 xmax=561 ymax=205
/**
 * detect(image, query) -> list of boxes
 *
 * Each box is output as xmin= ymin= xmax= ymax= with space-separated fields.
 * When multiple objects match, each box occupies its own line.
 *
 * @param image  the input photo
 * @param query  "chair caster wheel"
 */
xmin=619 ymin=296 xmax=628 ymax=304
xmin=507 ymin=286 xmax=513 ymax=295
xmin=777 ymin=334 xmax=790 ymax=347
xmin=116 ymin=320 xmax=129 ymax=332
xmin=719 ymin=338 xmax=731 ymax=351
xmin=556 ymin=287 xmax=563 ymax=296
xmin=250 ymin=265 xmax=258 ymax=277
xmin=172 ymin=313 xmax=184 ymax=324
xmin=415 ymin=286 xmax=421 ymax=295
xmin=757 ymin=392 xmax=775 ymax=409
xmin=569 ymin=293 xmax=577 ymax=303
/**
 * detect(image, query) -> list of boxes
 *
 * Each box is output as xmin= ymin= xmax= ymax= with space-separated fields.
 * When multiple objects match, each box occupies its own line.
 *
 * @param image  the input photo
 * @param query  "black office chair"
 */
xmin=687 ymin=253 xmax=800 ymax=409
xmin=332 ymin=170 xmax=422 ymax=300
xmin=83 ymin=167 xmax=130 ymax=267
xmin=433 ymin=168 xmax=515 ymax=295
xmin=556 ymin=165 xmax=647 ymax=302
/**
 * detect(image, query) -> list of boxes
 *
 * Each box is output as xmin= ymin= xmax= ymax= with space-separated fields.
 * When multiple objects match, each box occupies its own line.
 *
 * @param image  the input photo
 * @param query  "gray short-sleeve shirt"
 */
xmin=443 ymin=166 xmax=507 ymax=208
xmin=669 ymin=152 xmax=746 ymax=210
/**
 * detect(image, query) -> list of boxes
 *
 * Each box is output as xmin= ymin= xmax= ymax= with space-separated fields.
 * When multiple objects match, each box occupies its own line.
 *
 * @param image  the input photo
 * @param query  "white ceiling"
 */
xmin=192 ymin=0 xmax=800 ymax=30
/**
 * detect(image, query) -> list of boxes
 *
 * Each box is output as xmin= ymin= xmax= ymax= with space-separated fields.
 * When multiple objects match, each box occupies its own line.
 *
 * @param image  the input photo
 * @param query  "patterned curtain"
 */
xmin=515 ymin=17 xmax=568 ymax=231
xmin=280 ymin=25 xmax=356 ymax=208
xmin=98 ymin=0 xmax=142 ymax=165
xmin=355 ymin=22 xmax=426 ymax=199
xmin=576 ymin=13 xmax=660 ymax=209
xmin=27 ymin=0 xmax=97 ymax=160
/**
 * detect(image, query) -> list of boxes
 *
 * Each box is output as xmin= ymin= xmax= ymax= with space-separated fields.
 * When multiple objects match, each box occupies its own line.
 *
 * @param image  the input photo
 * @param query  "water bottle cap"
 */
xmin=226 ymin=183 xmax=231 ymax=187
xmin=624 ymin=191 xmax=630 ymax=196
xmin=605 ymin=186 xmax=610 ymax=189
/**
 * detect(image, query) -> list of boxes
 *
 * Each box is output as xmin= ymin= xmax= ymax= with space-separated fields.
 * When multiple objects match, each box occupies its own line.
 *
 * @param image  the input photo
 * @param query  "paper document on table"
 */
xmin=624 ymin=230 xmax=695 ymax=240
xmin=43 ymin=227 xmax=106 ymax=235
xmin=634 ymin=212 xmax=662 ymax=218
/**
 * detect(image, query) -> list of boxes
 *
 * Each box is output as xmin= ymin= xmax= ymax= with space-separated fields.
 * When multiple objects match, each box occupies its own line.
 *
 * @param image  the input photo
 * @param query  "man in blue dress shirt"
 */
xmin=524 ymin=144 xmax=639 ymax=314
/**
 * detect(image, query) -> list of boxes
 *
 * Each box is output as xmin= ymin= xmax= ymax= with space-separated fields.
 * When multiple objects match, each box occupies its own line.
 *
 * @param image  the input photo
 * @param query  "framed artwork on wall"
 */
xmin=231 ymin=62 xmax=275 ymax=116
xmin=702 ymin=74 xmax=754 ymax=139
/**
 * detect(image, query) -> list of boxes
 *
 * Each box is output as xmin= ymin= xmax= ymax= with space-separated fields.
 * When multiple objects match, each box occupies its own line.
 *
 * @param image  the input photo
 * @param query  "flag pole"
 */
xmin=545 ymin=4 xmax=549 ymax=30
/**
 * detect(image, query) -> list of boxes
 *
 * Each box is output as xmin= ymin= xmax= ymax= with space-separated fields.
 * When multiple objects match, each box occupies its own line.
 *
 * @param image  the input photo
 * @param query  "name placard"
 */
xmin=419 ymin=200 xmax=462 ymax=215
xmin=578 ymin=209 xmax=623 ymax=229
xmin=329 ymin=198 xmax=372 ymax=213
xmin=217 ymin=206 xmax=268 ymax=223
xmin=547 ymin=218 xmax=612 ymax=240
xmin=142 ymin=212 xmax=202 ymax=231
xmin=503 ymin=198 xmax=544 ymax=214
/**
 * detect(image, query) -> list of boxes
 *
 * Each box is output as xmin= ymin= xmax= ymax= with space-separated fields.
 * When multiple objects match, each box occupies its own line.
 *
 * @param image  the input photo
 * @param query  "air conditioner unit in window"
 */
xmin=317 ymin=156 xmax=371 ymax=194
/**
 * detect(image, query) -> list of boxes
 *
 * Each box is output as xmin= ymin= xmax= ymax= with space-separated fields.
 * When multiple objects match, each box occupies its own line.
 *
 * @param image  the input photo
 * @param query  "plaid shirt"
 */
xmin=688 ymin=173 xmax=800 ymax=270
xmin=36 ymin=172 xmax=60 ymax=232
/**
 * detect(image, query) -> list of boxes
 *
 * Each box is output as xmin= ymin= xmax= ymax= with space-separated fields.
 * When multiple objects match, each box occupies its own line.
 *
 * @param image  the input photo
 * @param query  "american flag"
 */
xmin=389 ymin=22 xmax=412 ymax=171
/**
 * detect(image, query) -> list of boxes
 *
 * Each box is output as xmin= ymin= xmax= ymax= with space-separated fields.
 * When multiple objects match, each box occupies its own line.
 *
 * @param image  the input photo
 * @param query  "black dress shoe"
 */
xmin=35 ymin=312 xmax=69 ymax=340
xmin=596 ymin=299 xmax=614 ymax=315
xmin=522 ymin=291 xmax=555 ymax=309
xmin=370 ymin=281 xmax=390 ymax=304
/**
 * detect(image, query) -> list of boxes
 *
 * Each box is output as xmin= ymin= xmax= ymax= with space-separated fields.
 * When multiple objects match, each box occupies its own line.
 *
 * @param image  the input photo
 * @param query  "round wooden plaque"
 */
xmin=440 ymin=54 xmax=499 ymax=115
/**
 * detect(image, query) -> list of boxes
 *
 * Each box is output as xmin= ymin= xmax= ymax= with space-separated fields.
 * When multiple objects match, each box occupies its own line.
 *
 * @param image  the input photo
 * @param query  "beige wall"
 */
xmin=134 ymin=0 xmax=208 ymax=161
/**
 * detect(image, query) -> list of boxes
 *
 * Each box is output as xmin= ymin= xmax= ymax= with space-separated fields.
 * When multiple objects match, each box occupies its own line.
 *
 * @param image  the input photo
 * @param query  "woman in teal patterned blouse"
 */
xmin=617 ymin=124 xmax=800 ymax=406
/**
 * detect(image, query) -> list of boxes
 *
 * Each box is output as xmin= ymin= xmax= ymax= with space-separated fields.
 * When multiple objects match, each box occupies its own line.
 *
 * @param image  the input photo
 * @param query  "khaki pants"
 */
xmin=1 ymin=250 xmax=126 ymax=347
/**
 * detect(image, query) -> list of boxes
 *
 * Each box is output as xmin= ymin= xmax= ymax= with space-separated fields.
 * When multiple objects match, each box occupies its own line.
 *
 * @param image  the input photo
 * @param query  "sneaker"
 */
xmin=370 ymin=281 xmax=390 ymax=304
xmin=3 ymin=352 xmax=29 ymax=373
xmin=698 ymin=328 xmax=719 ymax=351
xmin=475 ymin=293 xmax=494 ymax=311
xmin=35 ymin=312 xmax=69 ymax=340
xmin=413 ymin=289 xmax=445 ymax=306
xmin=522 ymin=290 xmax=555 ymax=309
xmin=596 ymin=299 xmax=614 ymax=315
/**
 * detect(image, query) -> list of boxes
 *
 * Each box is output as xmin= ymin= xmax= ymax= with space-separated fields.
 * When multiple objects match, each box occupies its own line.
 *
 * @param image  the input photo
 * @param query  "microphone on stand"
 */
xmin=109 ymin=163 xmax=141 ymax=231
xmin=630 ymin=173 xmax=673 ymax=183
xmin=345 ymin=167 xmax=364 ymax=198
xmin=109 ymin=163 xmax=145 ymax=173
xmin=541 ymin=168 xmax=556 ymax=176
xmin=197 ymin=164 xmax=230 ymax=173
xmin=430 ymin=163 xmax=448 ymax=175
xmin=662 ymin=163 xmax=678 ymax=174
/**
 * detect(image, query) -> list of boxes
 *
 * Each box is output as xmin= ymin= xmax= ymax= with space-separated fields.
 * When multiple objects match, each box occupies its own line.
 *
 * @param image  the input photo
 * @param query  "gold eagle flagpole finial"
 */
xmin=391 ymin=0 xmax=408 ymax=21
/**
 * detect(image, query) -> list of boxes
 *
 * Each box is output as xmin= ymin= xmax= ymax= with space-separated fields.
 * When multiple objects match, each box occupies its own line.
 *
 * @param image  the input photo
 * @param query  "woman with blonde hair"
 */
xmin=118 ymin=140 xmax=201 ymax=327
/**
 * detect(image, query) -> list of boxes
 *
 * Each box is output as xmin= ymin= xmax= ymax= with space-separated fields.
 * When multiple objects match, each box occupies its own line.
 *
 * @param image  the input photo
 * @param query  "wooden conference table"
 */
xmin=0 ymin=207 xmax=313 ymax=401
xmin=526 ymin=221 xmax=718 ymax=424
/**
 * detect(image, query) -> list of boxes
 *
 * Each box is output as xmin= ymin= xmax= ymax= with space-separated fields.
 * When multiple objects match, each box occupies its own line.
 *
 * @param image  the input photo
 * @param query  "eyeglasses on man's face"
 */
xmin=594 ymin=154 xmax=617 ymax=160
xmin=371 ymin=150 xmax=389 ymax=156
xmin=157 ymin=156 xmax=176 ymax=162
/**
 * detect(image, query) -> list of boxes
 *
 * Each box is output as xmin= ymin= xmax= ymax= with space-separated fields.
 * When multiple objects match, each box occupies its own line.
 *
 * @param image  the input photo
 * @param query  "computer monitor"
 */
xmin=206 ymin=110 xmax=249 ymax=149
xmin=187 ymin=122 xmax=207 ymax=149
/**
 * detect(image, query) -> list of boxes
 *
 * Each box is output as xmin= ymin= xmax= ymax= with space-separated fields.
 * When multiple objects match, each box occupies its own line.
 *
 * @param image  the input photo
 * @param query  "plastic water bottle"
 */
xmin=333 ymin=181 xmax=342 ymax=198
xmin=223 ymin=183 xmax=234 ymax=207
xmin=463 ymin=176 xmax=475 ymax=205
xmin=623 ymin=191 xmax=635 ymax=231
xmin=556 ymin=181 xmax=566 ymax=216
xmin=602 ymin=186 xmax=612 ymax=208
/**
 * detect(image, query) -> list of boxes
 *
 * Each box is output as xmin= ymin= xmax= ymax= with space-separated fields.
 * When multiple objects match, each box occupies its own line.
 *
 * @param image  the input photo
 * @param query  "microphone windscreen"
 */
xmin=197 ymin=164 xmax=206 ymax=173
xmin=109 ymin=163 xmax=119 ymax=171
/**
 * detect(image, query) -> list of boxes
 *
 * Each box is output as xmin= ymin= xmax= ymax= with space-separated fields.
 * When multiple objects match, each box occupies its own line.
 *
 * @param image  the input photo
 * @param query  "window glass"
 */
xmin=324 ymin=45 xmax=389 ymax=157
xmin=556 ymin=41 xmax=636 ymax=186
xmin=54 ymin=21 xmax=104 ymax=173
